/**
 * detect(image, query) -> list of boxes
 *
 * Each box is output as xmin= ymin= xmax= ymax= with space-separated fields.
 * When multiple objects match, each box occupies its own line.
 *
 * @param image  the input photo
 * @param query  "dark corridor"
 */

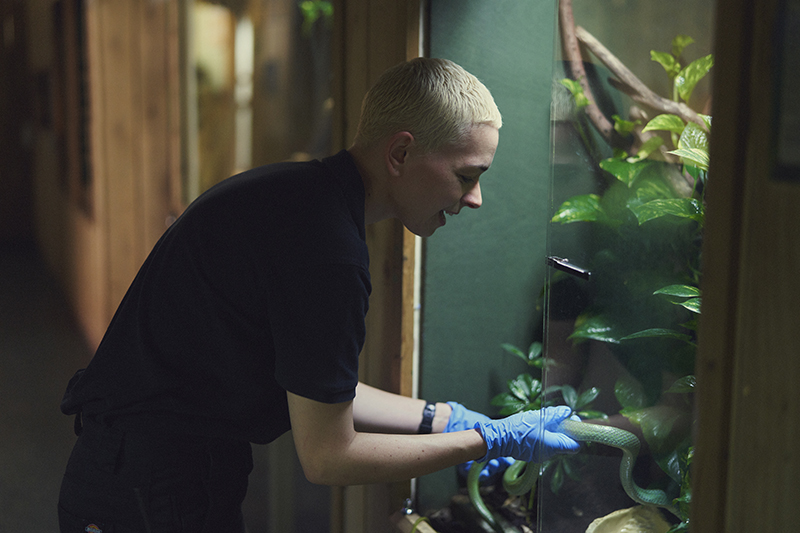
xmin=0 ymin=243 xmax=92 ymax=531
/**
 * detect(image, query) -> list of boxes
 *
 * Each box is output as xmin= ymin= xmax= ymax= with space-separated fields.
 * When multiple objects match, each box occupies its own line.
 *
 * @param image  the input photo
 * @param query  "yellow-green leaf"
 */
xmin=551 ymin=194 xmax=606 ymax=224
xmin=668 ymin=148 xmax=709 ymax=171
xmin=675 ymin=54 xmax=714 ymax=103
xmin=643 ymin=114 xmax=686 ymax=134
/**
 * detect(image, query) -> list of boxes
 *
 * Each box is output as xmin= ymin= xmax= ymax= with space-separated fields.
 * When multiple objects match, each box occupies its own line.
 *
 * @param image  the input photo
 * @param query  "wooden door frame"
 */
xmin=330 ymin=1 xmax=424 ymax=531
xmin=693 ymin=0 xmax=800 ymax=530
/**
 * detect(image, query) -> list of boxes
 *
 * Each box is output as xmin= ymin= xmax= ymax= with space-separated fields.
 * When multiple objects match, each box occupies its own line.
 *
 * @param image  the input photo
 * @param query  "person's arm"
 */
xmin=287 ymin=390 xmax=486 ymax=486
xmin=351 ymin=382 xmax=452 ymax=434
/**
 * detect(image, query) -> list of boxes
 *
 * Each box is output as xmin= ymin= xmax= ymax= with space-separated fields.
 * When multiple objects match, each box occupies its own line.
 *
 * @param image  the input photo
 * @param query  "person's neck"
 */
xmin=348 ymin=143 xmax=393 ymax=226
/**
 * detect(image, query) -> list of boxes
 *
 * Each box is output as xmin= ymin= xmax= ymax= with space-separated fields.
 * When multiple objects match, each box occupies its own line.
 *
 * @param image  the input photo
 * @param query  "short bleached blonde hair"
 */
xmin=354 ymin=58 xmax=502 ymax=153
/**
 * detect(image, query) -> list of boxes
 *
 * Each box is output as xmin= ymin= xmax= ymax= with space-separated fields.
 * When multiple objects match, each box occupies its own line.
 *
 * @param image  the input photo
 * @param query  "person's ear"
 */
xmin=385 ymin=131 xmax=414 ymax=176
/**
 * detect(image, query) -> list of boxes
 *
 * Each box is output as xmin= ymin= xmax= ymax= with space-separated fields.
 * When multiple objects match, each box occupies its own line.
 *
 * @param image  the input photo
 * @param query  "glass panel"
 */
xmin=540 ymin=1 xmax=714 ymax=532
xmin=419 ymin=0 xmax=558 ymax=517
xmin=183 ymin=0 xmax=333 ymax=203
xmin=181 ymin=2 xmax=334 ymax=531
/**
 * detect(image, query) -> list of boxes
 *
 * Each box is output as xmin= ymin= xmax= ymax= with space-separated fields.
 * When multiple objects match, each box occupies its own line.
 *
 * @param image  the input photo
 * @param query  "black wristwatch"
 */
xmin=418 ymin=402 xmax=436 ymax=434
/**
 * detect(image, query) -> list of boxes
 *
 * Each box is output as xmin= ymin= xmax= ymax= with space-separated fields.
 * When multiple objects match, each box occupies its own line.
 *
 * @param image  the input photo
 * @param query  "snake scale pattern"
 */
xmin=467 ymin=419 xmax=680 ymax=532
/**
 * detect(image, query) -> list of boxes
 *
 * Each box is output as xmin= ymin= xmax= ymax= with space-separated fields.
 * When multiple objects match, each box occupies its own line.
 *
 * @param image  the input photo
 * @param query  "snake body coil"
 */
xmin=467 ymin=419 xmax=679 ymax=532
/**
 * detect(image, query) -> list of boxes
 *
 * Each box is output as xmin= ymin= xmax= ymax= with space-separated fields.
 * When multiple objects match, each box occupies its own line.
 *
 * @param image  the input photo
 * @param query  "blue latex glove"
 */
xmin=475 ymin=405 xmax=580 ymax=463
xmin=445 ymin=402 xmax=515 ymax=482
xmin=445 ymin=401 xmax=492 ymax=433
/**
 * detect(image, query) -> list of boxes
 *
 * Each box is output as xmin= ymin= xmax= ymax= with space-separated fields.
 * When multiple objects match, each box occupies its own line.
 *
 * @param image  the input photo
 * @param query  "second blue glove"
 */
xmin=475 ymin=406 xmax=580 ymax=463
xmin=445 ymin=401 xmax=514 ymax=481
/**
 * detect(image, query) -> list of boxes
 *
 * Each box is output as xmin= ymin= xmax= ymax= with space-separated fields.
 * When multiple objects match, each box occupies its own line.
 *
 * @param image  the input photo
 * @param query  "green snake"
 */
xmin=467 ymin=419 xmax=680 ymax=532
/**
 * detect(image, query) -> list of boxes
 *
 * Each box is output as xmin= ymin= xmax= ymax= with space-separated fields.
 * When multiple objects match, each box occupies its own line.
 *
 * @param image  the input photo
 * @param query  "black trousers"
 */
xmin=58 ymin=416 xmax=253 ymax=533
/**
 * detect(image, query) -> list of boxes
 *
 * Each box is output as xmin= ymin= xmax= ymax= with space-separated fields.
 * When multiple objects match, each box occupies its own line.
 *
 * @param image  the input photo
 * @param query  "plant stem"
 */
xmin=574 ymin=26 xmax=709 ymax=134
xmin=559 ymin=0 xmax=629 ymax=150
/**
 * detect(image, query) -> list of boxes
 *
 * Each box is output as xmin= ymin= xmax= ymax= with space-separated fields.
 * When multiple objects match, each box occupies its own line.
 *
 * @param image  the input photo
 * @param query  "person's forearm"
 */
xmin=353 ymin=382 xmax=452 ymax=434
xmin=299 ymin=427 xmax=487 ymax=486
xmin=287 ymin=390 xmax=483 ymax=486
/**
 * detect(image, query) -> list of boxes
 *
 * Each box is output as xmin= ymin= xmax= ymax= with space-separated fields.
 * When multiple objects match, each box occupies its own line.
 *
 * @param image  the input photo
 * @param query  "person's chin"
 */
xmin=402 ymin=215 xmax=441 ymax=238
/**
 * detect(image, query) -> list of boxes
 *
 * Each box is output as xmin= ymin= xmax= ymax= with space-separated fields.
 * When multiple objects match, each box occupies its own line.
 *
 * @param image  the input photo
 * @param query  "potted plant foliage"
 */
xmin=463 ymin=19 xmax=712 ymax=533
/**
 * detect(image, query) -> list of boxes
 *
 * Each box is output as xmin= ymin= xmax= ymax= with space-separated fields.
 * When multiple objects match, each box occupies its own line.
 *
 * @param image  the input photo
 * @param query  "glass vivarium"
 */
xmin=465 ymin=2 xmax=714 ymax=532
xmin=538 ymin=1 xmax=713 ymax=532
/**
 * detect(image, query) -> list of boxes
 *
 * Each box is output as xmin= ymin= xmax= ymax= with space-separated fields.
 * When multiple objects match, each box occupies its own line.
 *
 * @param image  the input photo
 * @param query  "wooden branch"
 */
xmin=558 ymin=0 xmax=628 ymax=150
xmin=575 ymin=25 xmax=709 ymax=133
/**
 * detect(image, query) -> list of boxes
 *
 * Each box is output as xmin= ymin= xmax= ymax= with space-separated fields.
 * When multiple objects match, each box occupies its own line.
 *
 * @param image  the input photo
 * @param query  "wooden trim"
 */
xmin=693 ymin=0 xmax=800 ymax=531
xmin=691 ymin=0 xmax=753 ymax=528
xmin=399 ymin=229 xmax=417 ymax=399
xmin=331 ymin=1 xmax=424 ymax=531
xmin=400 ymin=0 xmax=422 ymax=401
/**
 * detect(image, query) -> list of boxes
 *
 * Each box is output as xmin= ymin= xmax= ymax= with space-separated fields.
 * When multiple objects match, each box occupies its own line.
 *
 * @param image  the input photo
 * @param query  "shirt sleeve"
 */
xmin=266 ymin=262 xmax=370 ymax=404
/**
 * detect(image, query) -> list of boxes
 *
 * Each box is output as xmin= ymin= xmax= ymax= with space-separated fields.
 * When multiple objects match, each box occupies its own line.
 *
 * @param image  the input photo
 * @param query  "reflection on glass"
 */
xmin=180 ymin=3 xmax=333 ymax=531
xmin=183 ymin=0 xmax=333 ymax=203
xmin=539 ymin=1 xmax=714 ymax=532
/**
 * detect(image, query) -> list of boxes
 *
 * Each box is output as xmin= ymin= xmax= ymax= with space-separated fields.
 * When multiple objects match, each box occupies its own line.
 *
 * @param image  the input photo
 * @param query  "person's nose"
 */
xmin=461 ymin=181 xmax=482 ymax=209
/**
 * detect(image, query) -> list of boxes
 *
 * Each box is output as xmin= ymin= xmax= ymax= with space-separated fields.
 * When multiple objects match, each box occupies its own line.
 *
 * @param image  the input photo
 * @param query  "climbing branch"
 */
xmin=558 ymin=0 xmax=628 ymax=150
xmin=574 ymin=26 xmax=709 ymax=133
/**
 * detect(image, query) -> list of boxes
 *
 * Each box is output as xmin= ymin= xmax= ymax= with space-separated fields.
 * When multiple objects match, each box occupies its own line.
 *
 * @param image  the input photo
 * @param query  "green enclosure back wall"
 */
xmin=418 ymin=0 xmax=557 ymax=510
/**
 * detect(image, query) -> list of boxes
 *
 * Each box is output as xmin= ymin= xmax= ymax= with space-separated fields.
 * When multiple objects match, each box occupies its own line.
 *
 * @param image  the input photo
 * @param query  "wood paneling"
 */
xmin=693 ymin=0 xmax=800 ymax=530
xmin=43 ymin=1 xmax=420 ymax=530
xmin=78 ymin=0 xmax=180 ymax=336
xmin=333 ymin=1 xmax=421 ymax=531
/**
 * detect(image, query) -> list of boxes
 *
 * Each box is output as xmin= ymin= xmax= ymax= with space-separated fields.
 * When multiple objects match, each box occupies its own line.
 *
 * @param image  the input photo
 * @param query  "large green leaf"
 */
xmin=671 ymin=34 xmax=695 ymax=59
xmin=576 ymin=387 xmax=600 ymax=410
xmin=655 ymin=449 xmax=683 ymax=485
xmin=652 ymin=50 xmax=681 ymax=79
xmin=629 ymin=176 xmax=677 ymax=206
xmin=623 ymin=406 xmax=692 ymax=460
xmin=599 ymin=158 xmax=654 ymax=187
xmin=654 ymin=285 xmax=701 ymax=298
xmin=508 ymin=373 xmax=540 ymax=403
xmin=551 ymin=194 xmax=606 ymax=224
xmin=629 ymin=136 xmax=665 ymax=162
xmin=613 ymin=114 xmax=638 ymax=136
xmin=643 ymin=114 xmax=686 ymax=134
xmin=560 ymin=78 xmax=590 ymax=108
xmin=630 ymin=198 xmax=703 ymax=224
xmin=678 ymin=121 xmax=710 ymax=152
xmin=666 ymin=375 xmax=696 ymax=393
xmin=675 ymin=54 xmax=714 ymax=102
xmin=620 ymin=328 xmax=692 ymax=342
xmin=490 ymin=393 xmax=529 ymax=416
xmin=668 ymin=148 xmax=710 ymax=171
xmin=678 ymin=297 xmax=701 ymax=314
xmin=615 ymin=376 xmax=647 ymax=410
xmin=560 ymin=385 xmax=578 ymax=407
xmin=569 ymin=314 xmax=622 ymax=344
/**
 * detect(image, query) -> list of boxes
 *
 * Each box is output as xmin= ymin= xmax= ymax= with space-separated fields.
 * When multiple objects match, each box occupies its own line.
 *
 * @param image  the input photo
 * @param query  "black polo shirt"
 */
xmin=62 ymin=151 xmax=370 ymax=444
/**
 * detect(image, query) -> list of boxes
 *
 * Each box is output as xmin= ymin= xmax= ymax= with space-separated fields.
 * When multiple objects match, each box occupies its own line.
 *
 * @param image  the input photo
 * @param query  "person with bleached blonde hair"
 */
xmin=58 ymin=57 xmax=577 ymax=533
xmin=354 ymin=57 xmax=503 ymax=152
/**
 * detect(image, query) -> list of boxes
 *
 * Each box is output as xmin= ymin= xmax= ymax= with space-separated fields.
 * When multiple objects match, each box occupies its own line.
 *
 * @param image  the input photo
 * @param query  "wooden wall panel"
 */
xmin=77 ymin=0 xmax=179 ymax=337
xmin=690 ymin=0 xmax=752 ymax=527
xmin=333 ymin=1 xmax=421 ymax=532
xmin=139 ymin=0 xmax=177 ymax=250
xmin=94 ymin=0 xmax=142 ymax=317
xmin=719 ymin=0 xmax=800 ymax=527
xmin=693 ymin=0 xmax=800 ymax=530
xmin=43 ymin=1 xmax=420 ymax=530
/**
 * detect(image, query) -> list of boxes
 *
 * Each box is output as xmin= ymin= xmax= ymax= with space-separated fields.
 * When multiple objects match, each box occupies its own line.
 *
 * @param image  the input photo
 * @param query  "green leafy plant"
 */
xmin=490 ymin=342 xmax=605 ymax=499
xmin=298 ymin=0 xmax=333 ymax=35
xmin=547 ymin=34 xmax=711 ymax=532
xmin=486 ymin=34 xmax=709 ymax=532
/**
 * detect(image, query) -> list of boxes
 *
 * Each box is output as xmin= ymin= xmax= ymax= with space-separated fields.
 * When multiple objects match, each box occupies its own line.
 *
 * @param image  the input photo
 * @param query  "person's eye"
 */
xmin=457 ymin=174 xmax=474 ymax=184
